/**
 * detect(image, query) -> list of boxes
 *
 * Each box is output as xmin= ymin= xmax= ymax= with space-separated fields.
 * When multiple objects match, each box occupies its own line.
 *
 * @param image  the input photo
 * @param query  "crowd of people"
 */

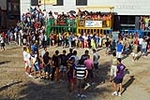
xmin=23 ymin=46 xmax=101 ymax=97
xmin=1 ymin=6 xmax=150 ymax=98
xmin=139 ymin=16 xmax=150 ymax=30
xmin=22 ymin=30 xmax=150 ymax=98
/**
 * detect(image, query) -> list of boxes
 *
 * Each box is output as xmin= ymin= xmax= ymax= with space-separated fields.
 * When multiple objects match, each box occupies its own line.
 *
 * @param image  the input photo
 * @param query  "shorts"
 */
xmin=34 ymin=62 xmax=40 ymax=71
xmin=24 ymin=60 xmax=32 ymax=68
xmin=60 ymin=65 xmax=67 ymax=72
xmin=76 ymin=79 xmax=86 ymax=88
xmin=131 ymin=52 xmax=137 ymax=57
xmin=141 ymin=48 xmax=147 ymax=53
xmin=110 ymin=65 xmax=117 ymax=77
xmin=1 ymin=43 xmax=5 ymax=47
xmin=113 ymin=77 xmax=123 ymax=84
xmin=68 ymin=78 xmax=76 ymax=84
xmin=44 ymin=65 xmax=51 ymax=74
xmin=116 ymin=52 xmax=122 ymax=58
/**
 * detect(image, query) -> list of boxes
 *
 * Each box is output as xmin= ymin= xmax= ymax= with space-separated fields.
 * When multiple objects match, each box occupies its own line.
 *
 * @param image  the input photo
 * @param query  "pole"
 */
xmin=44 ymin=0 xmax=46 ymax=10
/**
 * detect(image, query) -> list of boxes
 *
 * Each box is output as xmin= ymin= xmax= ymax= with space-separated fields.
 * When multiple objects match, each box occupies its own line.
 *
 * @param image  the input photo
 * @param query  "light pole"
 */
xmin=44 ymin=0 xmax=46 ymax=10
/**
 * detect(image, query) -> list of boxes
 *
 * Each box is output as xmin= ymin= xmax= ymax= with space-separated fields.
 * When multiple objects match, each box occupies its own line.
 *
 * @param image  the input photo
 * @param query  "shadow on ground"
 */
xmin=0 ymin=62 xmax=112 ymax=100
xmin=122 ymin=76 xmax=135 ymax=94
xmin=0 ymin=81 xmax=22 ymax=92
xmin=0 ymin=61 xmax=11 ymax=66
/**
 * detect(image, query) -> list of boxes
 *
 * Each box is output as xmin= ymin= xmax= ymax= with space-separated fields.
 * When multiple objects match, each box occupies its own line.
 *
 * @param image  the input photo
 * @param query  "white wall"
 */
xmin=20 ymin=0 xmax=150 ymax=16
xmin=20 ymin=0 xmax=31 ymax=14
xmin=0 ymin=0 xmax=7 ymax=10
xmin=89 ymin=0 xmax=150 ymax=15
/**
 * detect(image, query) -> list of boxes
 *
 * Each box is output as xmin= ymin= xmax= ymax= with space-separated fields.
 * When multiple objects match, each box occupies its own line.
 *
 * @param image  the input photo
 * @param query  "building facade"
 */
xmin=20 ymin=0 xmax=150 ymax=31
xmin=0 ymin=0 xmax=20 ymax=30
xmin=0 ymin=0 xmax=7 ymax=30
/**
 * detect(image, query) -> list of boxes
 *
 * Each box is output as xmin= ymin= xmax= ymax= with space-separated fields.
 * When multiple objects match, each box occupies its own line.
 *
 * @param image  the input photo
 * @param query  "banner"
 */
xmin=85 ymin=20 xmax=102 ymax=28
xmin=40 ymin=0 xmax=56 ymax=5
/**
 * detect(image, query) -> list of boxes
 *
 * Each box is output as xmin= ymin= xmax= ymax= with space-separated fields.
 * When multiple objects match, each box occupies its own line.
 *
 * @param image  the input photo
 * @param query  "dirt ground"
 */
xmin=0 ymin=43 xmax=150 ymax=100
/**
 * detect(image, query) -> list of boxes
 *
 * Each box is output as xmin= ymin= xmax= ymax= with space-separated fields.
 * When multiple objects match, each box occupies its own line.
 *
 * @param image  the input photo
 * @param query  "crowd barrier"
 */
xmin=46 ymin=17 xmax=113 ymax=37
xmin=121 ymin=30 xmax=150 ymax=37
xmin=46 ymin=19 xmax=150 ymax=38
xmin=46 ymin=18 xmax=76 ymax=36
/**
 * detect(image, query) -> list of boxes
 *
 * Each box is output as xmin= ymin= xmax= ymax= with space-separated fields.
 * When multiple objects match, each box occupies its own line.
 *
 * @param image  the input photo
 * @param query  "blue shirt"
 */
xmin=117 ymin=43 xmax=123 ymax=52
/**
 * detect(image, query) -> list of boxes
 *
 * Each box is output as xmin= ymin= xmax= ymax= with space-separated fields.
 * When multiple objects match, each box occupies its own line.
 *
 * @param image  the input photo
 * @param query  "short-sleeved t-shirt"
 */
xmin=116 ymin=63 xmax=126 ymax=79
xmin=60 ymin=54 xmax=67 ymax=66
xmin=23 ymin=51 xmax=31 ymax=62
xmin=75 ymin=65 xmax=86 ymax=79
xmin=43 ymin=55 xmax=51 ymax=66
xmin=52 ymin=55 xmax=60 ymax=67
xmin=84 ymin=59 xmax=93 ymax=70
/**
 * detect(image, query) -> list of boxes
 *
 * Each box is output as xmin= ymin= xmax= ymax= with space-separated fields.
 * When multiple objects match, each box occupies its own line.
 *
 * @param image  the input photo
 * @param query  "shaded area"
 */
xmin=16 ymin=81 xmax=110 ymax=100
xmin=0 ymin=81 xmax=22 ymax=92
xmin=122 ymin=76 xmax=135 ymax=94
xmin=94 ymin=61 xmax=111 ymax=84
xmin=0 ymin=62 xmax=112 ymax=100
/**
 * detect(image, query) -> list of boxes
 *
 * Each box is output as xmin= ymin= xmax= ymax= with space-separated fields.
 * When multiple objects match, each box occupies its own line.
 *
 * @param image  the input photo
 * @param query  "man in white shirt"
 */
xmin=23 ymin=47 xmax=32 ymax=77
xmin=138 ymin=37 xmax=143 ymax=52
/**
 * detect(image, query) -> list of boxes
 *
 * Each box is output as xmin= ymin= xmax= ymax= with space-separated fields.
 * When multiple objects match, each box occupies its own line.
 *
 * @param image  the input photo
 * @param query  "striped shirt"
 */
xmin=75 ymin=65 xmax=86 ymax=79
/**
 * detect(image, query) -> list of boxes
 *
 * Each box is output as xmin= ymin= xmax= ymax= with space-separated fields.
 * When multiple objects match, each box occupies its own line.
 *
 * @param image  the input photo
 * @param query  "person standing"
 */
xmin=66 ymin=57 xmax=76 ymax=92
xmin=0 ymin=34 xmax=5 ymax=50
xmin=105 ymin=38 xmax=111 ymax=55
xmin=84 ymin=55 xmax=94 ymax=87
xmin=67 ymin=48 xmax=73 ymax=60
xmin=110 ymin=52 xmax=117 ymax=82
xmin=52 ymin=50 xmax=61 ymax=82
xmin=80 ymin=50 xmax=89 ymax=65
xmin=74 ymin=60 xmax=88 ymax=98
xmin=59 ymin=50 xmax=67 ymax=80
xmin=31 ymin=52 xmax=40 ymax=79
xmin=42 ymin=51 xmax=52 ymax=80
xmin=70 ymin=50 xmax=79 ymax=66
xmin=131 ymin=42 xmax=138 ymax=61
xmin=141 ymin=39 xmax=148 ymax=57
xmin=112 ymin=58 xmax=126 ymax=96
xmin=23 ymin=47 xmax=32 ymax=77
xmin=93 ymin=49 xmax=100 ymax=70
xmin=116 ymin=42 xmax=123 ymax=58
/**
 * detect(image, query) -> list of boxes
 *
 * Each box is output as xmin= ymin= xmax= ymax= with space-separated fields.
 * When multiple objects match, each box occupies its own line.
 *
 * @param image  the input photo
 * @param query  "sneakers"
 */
xmin=28 ymin=74 xmax=33 ymax=78
xmin=25 ymin=72 xmax=29 ymax=75
xmin=86 ymin=83 xmax=90 ymax=87
xmin=112 ymin=91 xmax=122 ymax=96
xmin=84 ymin=83 xmax=90 ymax=90
xmin=112 ymin=91 xmax=118 ymax=96
xmin=118 ymin=92 xmax=122 ymax=96
xmin=77 ymin=94 xmax=80 ymax=97
xmin=80 ymin=94 xmax=87 ymax=98
xmin=77 ymin=94 xmax=87 ymax=98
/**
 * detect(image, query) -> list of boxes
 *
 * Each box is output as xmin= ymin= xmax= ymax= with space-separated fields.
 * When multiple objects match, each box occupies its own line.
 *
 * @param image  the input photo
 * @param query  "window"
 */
xmin=31 ymin=0 xmax=39 ymax=6
xmin=76 ymin=0 xmax=87 ymax=6
xmin=53 ymin=0 xmax=63 ymax=6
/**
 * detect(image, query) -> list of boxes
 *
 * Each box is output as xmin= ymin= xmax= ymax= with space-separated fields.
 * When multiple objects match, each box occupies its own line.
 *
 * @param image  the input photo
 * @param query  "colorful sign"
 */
xmin=85 ymin=20 xmax=102 ymax=28
xmin=40 ymin=0 xmax=56 ymax=5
